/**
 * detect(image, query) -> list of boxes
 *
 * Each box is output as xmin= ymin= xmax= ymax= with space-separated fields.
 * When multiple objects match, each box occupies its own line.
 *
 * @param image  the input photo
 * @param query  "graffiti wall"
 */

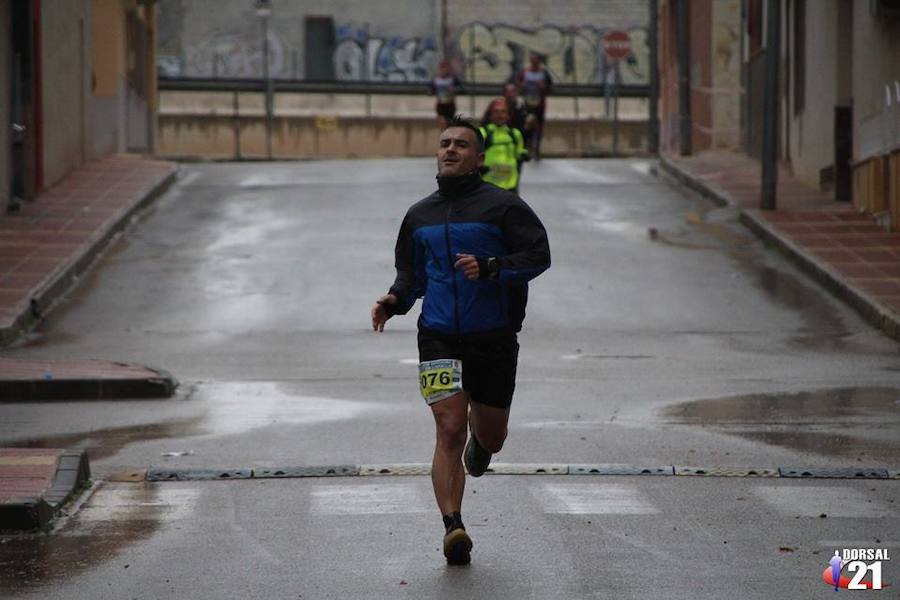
xmin=156 ymin=0 xmax=649 ymax=85
xmin=450 ymin=23 xmax=649 ymax=86
xmin=333 ymin=24 xmax=438 ymax=82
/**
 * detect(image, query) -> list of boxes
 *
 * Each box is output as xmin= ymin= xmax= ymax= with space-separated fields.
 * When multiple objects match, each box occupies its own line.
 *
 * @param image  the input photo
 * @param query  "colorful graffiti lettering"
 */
xmin=334 ymin=25 xmax=438 ymax=82
xmin=450 ymin=23 xmax=649 ymax=85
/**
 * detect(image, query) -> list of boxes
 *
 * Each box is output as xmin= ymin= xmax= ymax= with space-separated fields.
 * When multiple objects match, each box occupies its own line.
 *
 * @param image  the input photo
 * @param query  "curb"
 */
xmin=656 ymin=156 xmax=900 ymax=342
xmin=140 ymin=462 xmax=900 ymax=482
xmin=0 ymin=449 xmax=91 ymax=531
xmin=0 ymin=365 xmax=178 ymax=402
xmin=0 ymin=169 xmax=178 ymax=347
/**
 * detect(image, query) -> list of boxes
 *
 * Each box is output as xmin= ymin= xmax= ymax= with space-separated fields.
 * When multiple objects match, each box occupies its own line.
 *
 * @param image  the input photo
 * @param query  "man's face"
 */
xmin=504 ymin=84 xmax=517 ymax=100
xmin=437 ymin=127 xmax=484 ymax=177
xmin=529 ymin=54 xmax=540 ymax=68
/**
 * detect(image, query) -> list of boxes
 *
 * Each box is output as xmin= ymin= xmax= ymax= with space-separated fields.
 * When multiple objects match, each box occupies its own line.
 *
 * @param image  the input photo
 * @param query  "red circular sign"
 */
xmin=603 ymin=30 xmax=631 ymax=61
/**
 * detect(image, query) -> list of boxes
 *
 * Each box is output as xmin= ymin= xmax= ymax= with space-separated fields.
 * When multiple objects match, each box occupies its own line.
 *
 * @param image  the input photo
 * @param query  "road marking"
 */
xmin=535 ymin=483 xmax=658 ymax=515
xmin=753 ymin=485 xmax=895 ymax=518
xmin=310 ymin=483 xmax=431 ymax=515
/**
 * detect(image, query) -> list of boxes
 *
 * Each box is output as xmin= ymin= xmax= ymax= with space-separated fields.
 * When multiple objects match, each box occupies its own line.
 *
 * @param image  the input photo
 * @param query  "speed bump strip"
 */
xmin=570 ymin=464 xmax=673 ymax=476
xmin=486 ymin=463 xmax=567 ymax=475
xmin=146 ymin=467 xmax=252 ymax=481
xmin=779 ymin=467 xmax=889 ymax=479
xmin=359 ymin=463 xmax=432 ymax=476
xmin=138 ymin=464 xmax=900 ymax=481
xmin=676 ymin=466 xmax=778 ymax=477
xmin=253 ymin=465 xmax=358 ymax=478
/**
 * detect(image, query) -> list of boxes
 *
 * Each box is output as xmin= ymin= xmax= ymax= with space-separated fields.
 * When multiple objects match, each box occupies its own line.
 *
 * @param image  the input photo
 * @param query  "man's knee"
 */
xmin=435 ymin=415 xmax=467 ymax=450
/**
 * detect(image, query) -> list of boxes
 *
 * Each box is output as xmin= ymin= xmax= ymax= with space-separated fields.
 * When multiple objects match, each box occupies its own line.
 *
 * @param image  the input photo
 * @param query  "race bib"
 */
xmin=419 ymin=359 xmax=462 ymax=405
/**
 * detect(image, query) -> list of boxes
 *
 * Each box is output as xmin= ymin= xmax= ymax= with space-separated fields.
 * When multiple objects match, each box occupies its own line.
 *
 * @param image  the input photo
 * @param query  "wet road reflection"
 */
xmin=0 ymin=484 xmax=194 ymax=593
xmin=663 ymin=387 xmax=900 ymax=462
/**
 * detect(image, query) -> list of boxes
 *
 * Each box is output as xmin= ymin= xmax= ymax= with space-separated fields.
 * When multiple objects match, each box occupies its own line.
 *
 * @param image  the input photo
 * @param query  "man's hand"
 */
xmin=454 ymin=253 xmax=480 ymax=280
xmin=371 ymin=294 xmax=397 ymax=332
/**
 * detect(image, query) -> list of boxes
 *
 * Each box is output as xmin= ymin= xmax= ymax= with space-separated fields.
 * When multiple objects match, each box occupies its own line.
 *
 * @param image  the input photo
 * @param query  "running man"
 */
xmin=515 ymin=53 xmax=553 ymax=160
xmin=371 ymin=116 xmax=550 ymax=565
xmin=429 ymin=60 xmax=464 ymax=129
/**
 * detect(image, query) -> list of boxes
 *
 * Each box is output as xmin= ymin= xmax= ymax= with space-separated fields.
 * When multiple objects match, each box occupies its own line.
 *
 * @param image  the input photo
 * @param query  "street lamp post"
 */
xmin=256 ymin=0 xmax=273 ymax=159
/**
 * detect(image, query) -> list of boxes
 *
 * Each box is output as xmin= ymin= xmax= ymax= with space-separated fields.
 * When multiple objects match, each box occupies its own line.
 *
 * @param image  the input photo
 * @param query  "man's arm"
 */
xmin=454 ymin=200 xmax=550 ymax=283
xmin=493 ymin=200 xmax=550 ymax=284
xmin=372 ymin=213 xmax=423 ymax=331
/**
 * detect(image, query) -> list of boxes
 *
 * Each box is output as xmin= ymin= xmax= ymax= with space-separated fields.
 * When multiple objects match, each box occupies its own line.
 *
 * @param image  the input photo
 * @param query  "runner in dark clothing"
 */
xmin=429 ymin=60 xmax=464 ymax=129
xmin=371 ymin=116 xmax=550 ymax=565
xmin=504 ymin=83 xmax=529 ymax=134
xmin=515 ymin=54 xmax=553 ymax=160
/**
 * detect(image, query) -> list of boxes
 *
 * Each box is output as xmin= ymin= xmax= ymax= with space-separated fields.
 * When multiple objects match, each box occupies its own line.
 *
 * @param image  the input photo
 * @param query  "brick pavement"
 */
xmin=660 ymin=150 xmax=900 ymax=341
xmin=0 ymin=154 xmax=177 ymax=346
xmin=0 ymin=154 xmax=179 ymax=399
xmin=0 ymin=448 xmax=91 ymax=530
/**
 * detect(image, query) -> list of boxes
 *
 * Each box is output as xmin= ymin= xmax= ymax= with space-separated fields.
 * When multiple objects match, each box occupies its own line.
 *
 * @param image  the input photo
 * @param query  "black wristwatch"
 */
xmin=485 ymin=257 xmax=500 ymax=280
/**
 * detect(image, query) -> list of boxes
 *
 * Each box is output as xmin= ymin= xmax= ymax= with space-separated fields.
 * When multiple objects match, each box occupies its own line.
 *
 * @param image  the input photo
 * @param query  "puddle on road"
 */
xmin=8 ymin=419 xmax=203 ymax=462
xmin=0 ymin=484 xmax=196 ymax=593
xmin=7 ymin=382 xmax=381 ymax=463
xmin=663 ymin=387 xmax=900 ymax=462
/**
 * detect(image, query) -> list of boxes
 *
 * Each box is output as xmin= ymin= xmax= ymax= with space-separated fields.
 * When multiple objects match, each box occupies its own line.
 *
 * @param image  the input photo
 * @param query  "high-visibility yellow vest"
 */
xmin=480 ymin=124 xmax=526 ymax=190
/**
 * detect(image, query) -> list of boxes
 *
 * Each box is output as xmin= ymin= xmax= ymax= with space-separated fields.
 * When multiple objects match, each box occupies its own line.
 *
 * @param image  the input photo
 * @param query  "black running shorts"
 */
xmin=436 ymin=102 xmax=457 ymax=120
xmin=418 ymin=331 xmax=519 ymax=409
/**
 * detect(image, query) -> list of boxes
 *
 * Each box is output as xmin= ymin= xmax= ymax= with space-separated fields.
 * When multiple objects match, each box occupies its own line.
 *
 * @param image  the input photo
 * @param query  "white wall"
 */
xmin=787 ymin=0 xmax=839 ymax=190
xmin=853 ymin=1 xmax=900 ymax=161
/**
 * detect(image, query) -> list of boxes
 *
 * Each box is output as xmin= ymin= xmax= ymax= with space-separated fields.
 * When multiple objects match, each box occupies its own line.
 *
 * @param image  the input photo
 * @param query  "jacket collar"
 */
xmin=436 ymin=169 xmax=483 ymax=198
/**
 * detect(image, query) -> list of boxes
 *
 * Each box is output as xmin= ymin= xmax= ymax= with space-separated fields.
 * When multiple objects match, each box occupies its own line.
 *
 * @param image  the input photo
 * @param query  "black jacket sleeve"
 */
xmin=386 ymin=213 xmax=423 ymax=315
xmin=495 ymin=198 xmax=551 ymax=284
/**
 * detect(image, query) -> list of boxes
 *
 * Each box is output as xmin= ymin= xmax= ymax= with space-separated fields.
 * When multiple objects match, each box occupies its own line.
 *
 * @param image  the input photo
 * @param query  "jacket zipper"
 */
xmin=445 ymin=198 xmax=460 ymax=336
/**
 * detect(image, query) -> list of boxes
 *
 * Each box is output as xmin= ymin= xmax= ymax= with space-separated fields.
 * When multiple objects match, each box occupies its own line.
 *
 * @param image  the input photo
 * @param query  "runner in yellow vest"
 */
xmin=479 ymin=99 xmax=528 ymax=193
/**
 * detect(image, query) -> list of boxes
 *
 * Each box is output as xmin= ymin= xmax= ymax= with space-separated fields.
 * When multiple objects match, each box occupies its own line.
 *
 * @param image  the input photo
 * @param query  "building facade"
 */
xmin=1 ymin=0 xmax=157 ymax=218
xmin=658 ymin=0 xmax=900 ymax=229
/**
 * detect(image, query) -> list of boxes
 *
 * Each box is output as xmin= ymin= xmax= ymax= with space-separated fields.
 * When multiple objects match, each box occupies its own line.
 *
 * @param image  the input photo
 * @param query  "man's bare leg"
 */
xmin=430 ymin=391 xmax=468 ymax=515
xmin=430 ymin=391 xmax=473 ymax=564
xmin=469 ymin=402 xmax=510 ymax=454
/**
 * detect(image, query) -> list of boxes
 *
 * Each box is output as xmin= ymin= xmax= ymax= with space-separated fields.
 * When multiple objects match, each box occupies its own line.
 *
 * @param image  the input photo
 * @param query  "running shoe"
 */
xmin=443 ymin=526 xmax=472 ymax=565
xmin=464 ymin=433 xmax=492 ymax=477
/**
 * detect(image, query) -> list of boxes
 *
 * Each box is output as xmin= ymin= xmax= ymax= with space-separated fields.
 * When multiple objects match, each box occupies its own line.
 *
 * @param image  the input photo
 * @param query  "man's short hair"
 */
xmin=443 ymin=115 xmax=485 ymax=153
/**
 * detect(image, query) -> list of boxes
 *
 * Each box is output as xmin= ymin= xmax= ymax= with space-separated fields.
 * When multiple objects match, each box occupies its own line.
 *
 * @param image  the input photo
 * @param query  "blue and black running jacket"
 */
xmin=387 ymin=170 xmax=550 ymax=339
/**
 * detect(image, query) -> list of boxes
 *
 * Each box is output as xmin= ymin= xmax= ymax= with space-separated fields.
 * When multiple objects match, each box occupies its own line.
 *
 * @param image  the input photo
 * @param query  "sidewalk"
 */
xmin=659 ymin=151 xmax=900 ymax=341
xmin=0 ymin=448 xmax=90 ymax=530
xmin=0 ymin=154 xmax=179 ymax=399
xmin=0 ymin=155 xmax=177 ymax=345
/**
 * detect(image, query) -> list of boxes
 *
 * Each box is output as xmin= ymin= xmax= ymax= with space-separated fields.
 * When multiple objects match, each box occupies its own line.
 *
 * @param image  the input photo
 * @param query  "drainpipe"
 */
xmin=648 ymin=0 xmax=659 ymax=155
xmin=677 ymin=0 xmax=691 ymax=156
xmin=760 ymin=0 xmax=781 ymax=210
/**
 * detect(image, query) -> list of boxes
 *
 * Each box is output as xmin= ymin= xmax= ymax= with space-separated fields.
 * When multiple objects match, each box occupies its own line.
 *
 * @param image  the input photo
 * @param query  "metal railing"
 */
xmin=158 ymin=77 xmax=650 ymax=98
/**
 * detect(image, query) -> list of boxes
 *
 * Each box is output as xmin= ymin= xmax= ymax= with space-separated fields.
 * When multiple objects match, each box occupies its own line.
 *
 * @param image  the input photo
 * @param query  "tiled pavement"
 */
xmin=0 ymin=448 xmax=61 ymax=503
xmin=0 ymin=154 xmax=177 ymax=346
xmin=0 ymin=447 xmax=91 ymax=530
xmin=660 ymin=150 xmax=900 ymax=340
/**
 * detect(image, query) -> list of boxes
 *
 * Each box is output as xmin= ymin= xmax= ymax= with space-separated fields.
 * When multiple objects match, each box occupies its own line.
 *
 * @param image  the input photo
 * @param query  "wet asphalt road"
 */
xmin=1 ymin=158 xmax=899 ymax=598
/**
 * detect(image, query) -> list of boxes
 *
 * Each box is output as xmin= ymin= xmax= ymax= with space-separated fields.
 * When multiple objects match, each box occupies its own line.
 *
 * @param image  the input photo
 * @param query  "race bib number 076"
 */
xmin=418 ymin=359 xmax=462 ymax=405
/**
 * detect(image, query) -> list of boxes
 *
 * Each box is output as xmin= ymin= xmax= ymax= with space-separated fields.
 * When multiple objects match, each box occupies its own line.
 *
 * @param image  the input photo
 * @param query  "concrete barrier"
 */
xmin=157 ymin=114 xmax=649 ymax=160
